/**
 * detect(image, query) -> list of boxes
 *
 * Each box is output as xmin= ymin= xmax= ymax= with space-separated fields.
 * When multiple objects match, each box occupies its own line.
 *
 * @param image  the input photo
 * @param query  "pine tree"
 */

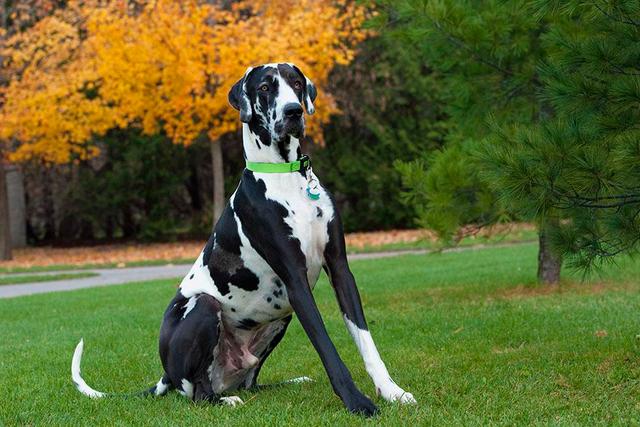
xmin=377 ymin=0 xmax=561 ymax=283
xmin=482 ymin=1 xmax=640 ymax=272
xmin=378 ymin=0 xmax=640 ymax=283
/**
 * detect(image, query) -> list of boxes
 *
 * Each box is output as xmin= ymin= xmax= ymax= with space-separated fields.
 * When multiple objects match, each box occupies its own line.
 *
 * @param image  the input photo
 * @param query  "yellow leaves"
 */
xmin=1 ymin=0 xmax=369 ymax=163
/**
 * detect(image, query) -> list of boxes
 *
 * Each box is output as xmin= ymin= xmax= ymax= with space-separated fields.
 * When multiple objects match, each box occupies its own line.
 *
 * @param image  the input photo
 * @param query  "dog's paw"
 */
xmin=377 ymin=383 xmax=417 ymax=404
xmin=343 ymin=390 xmax=379 ymax=417
xmin=285 ymin=376 xmax=313 ymax=384
xmin=219 ymin=396 xmax=244 ymax=407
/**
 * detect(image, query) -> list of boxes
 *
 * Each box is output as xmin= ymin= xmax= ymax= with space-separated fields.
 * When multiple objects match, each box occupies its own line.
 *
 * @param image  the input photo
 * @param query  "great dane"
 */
xmin=71 ymin=63 xmax=415 ymax=416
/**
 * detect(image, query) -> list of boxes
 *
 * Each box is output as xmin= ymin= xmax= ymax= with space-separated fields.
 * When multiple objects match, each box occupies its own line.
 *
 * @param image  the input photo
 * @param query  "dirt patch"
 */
xmin=495 ymin=282 xmax=612 ymax=300
xmin=596 ymin=358 xmax=613 ymax=374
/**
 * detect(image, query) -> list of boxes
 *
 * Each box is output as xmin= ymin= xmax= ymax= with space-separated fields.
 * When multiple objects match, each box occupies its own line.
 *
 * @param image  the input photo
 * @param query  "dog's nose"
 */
xmin=283 ymin=103 xmax=303 ymax=119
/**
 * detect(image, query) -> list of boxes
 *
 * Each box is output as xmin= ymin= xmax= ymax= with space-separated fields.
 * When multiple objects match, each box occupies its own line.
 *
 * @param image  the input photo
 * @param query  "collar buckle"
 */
xmin=298 ymin=154 xmax=311 ymax=173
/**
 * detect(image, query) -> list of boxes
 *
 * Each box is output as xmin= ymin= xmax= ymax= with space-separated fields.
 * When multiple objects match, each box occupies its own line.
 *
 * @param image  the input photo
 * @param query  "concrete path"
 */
xmin=0 ymin=243 xmax=531 ymax=299
xmin=0 ymin=264 xmax=192 ymax=299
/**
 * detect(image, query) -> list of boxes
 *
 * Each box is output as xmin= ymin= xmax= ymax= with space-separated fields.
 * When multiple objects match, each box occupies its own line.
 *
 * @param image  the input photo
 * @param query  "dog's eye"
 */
xmin=294 ymin=81 xmax=302 ymax=90
xmin=260 ymin=84 xmax=269 ymax=92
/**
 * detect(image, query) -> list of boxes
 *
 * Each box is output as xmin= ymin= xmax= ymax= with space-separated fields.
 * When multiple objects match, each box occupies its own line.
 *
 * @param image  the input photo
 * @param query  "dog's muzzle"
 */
xmin=282 ymin=103 xmax=304 ymax=138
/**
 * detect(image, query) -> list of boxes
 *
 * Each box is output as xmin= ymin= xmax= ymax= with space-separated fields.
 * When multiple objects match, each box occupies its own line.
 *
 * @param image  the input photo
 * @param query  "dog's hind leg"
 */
xmin=241 ymin=315 xmax=293 ymax=390
xmin=323 ymin=213 xmax=416 ymax=405
xmin=149 ymin=374 xmax=173 ymax=397
xmin=160 ymin=294 xmax=234 ymax=403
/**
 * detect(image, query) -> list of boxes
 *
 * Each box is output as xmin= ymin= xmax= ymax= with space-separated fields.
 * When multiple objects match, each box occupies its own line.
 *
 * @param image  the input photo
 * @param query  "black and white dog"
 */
xmin=71 ymin=63 xmax=415 ymax=416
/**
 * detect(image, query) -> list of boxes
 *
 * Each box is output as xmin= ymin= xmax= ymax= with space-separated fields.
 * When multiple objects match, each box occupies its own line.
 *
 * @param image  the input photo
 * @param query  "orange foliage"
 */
xmin=0 ymin=0 xmax=368 ymax=163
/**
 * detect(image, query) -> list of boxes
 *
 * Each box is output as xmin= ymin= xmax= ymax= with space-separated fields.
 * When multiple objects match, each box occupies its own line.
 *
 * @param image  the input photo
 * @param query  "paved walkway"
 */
xmin=0 ymin=264 xmax=192 ymax=299
xmin=0 ymin=243 xmax=530 ymax=299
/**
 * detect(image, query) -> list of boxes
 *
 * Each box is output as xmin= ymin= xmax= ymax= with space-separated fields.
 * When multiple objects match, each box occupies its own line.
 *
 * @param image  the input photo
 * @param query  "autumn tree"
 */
xmin=0 ymin=0 xmax=367 ymax=223
xmin=0 ymin=0 xmax=67 ymax=259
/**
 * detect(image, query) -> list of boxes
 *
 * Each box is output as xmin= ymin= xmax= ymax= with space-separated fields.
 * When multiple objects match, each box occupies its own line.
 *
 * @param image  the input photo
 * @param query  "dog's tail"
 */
xmin=71 ymin=339 xmax=107 ymax=398
xmin=71 ymin=339 xmax=169 ymax=399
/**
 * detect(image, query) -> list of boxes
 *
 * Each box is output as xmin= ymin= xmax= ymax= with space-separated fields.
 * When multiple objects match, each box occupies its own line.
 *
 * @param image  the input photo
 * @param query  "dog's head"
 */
xmin=228 ymin=63 xmax=317 ymax=146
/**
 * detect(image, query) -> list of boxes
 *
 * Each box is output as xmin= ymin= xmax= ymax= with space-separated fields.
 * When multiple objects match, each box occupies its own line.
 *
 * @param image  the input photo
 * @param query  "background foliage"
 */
xmin=2 ymin=0 xmax=640 ymax=282
xmin=377 ymin=0 xmax=640 ymax=282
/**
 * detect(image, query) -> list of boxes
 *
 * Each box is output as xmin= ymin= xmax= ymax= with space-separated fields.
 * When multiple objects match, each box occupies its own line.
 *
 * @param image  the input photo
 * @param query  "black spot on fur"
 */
xmin=267 ymin=297 xmax=272 ymax=302
xmin=190 ymin=274 xmax=194 ymax=280
xmin=202 ymin=234 xmax=215 ymax=266
xmin=205 ymin=205 xmax=260 ymax=295
xmin=274 ymin=278 xmax=283 ymax=288
xmin=230 ymin=267 xmax=260 ymax=292
xmin=214 ymin=207 xmax=242 ymax=255
xmin=231 ymin=308 xmax=236 ymax=312
xmin=238 ymin=318 xmax=259 ymax=330
xmin=228 ymin=295 xmax=233 ymax=299
xmin=274 ymin=304 xmax=282 ymax=310
xmin=316 ymin=207 xmax=323 ymax=218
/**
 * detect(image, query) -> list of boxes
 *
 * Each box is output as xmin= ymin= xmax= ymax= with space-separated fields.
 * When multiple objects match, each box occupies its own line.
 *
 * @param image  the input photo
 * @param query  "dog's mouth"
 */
xmin=276 ymin=118 xmax=305 ymax=139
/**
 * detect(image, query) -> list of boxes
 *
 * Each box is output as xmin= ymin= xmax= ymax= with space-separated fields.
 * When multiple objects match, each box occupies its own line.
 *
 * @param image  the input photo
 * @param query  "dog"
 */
xmin=71 ymin=63 xmax=415 ymax=416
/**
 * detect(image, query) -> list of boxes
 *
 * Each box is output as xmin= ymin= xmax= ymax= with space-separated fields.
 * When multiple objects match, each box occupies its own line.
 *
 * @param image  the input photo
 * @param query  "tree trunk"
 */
xmin=0 ymin=161 xmax=12 ymax=260
xmin=210 ymin=138 xmax=225 ymax=225
xmin=537 ymin=225 xmax=561 ymax=285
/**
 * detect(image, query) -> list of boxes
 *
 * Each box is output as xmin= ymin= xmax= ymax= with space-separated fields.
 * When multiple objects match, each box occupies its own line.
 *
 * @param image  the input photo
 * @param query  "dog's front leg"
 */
xmin=282 ymin=270 xmax=378 ymax=416
xmin=323 ymin=214 xmax=416 ymax=405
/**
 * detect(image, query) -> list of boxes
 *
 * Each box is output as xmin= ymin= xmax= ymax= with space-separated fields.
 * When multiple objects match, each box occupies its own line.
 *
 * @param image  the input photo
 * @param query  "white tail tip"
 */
xmin=71 ymin=339 xmax=106 ymax=398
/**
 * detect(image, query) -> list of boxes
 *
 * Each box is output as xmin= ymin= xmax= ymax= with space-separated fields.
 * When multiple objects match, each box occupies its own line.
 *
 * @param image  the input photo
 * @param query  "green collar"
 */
xmin=246 ymin=155 xmax=311 ymax=174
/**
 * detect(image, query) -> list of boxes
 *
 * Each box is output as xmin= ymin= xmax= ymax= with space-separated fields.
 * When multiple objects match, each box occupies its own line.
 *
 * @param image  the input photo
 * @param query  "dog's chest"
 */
xmin=227 ymin=174 xmax=333 ymax=322
xmin=262 ymin=172 xmax=334 ymax=269
xmin=179 ymin=173 xmax=334 ymax=328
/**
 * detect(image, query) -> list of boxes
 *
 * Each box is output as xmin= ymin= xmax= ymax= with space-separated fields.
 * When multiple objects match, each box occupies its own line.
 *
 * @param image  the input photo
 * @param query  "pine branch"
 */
xmin=593 ymin=1 xmax=640 ymax=28
xmin=587 ymin=235 xmax=640 ymax=258
xmin=426 ymin=17 xmax=515 ymax=78
xmin=552 ymin=188 xmax=640 ymax=209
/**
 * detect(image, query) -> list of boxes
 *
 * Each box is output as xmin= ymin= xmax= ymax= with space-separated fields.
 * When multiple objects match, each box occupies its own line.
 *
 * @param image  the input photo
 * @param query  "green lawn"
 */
xmin=1 ymin=243 xmax=639 ymax=425
xmin=0 ymin=272 xmax=98 ymax=286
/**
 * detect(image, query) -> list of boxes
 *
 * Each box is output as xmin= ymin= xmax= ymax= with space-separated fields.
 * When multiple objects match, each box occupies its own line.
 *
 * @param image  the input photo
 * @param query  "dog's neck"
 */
xmin=242 ymin=124 xmax=301 ymax=163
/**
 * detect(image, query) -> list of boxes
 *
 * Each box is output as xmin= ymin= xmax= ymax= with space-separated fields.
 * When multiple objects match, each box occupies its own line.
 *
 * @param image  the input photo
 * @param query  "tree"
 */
xmin=0 ymin=0 xmax=367 ymax=222
xmin=0 ymin=157 xmax=10 ymax=259
xmin=376 ymin=0 xmax=561 ymax=283
xmin=0 ymin=0 xmax=67 ymax=259
xmin=480 ymin=1 xmax=640 ymax=272
xmin=379 ymin=0 xmax=640 ymax=284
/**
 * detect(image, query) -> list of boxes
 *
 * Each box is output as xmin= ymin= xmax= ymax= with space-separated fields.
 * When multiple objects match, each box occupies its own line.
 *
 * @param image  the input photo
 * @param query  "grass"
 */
xmin=0 ymin=272 xmax=98 ymax=286
xmin=1 ymin=243 xmax=639 ymax=425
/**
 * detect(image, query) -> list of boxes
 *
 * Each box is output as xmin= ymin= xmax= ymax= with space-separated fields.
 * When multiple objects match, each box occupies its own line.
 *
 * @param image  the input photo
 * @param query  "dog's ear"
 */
xmin=228 ymin=67 xmax=253 ymax=123
xmin=292 ymin=65 xmax=317 ymax=115
xmin=304 ymin=77 xmax=317 ymax=115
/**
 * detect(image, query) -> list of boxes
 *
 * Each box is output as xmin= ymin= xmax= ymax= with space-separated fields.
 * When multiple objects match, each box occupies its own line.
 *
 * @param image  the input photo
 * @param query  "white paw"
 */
xmin=285 ymin=376 xmax=313 ymax=384
xmin=377 ymin=383 xmax=417 ymax=404
xmin=220 ymin=396 xmax=244 ymax=407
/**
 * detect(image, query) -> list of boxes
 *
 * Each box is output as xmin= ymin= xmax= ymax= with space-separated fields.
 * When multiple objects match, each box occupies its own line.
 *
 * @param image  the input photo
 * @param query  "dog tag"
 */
xmin=306 ymin=169 xmax=321 ymax=201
